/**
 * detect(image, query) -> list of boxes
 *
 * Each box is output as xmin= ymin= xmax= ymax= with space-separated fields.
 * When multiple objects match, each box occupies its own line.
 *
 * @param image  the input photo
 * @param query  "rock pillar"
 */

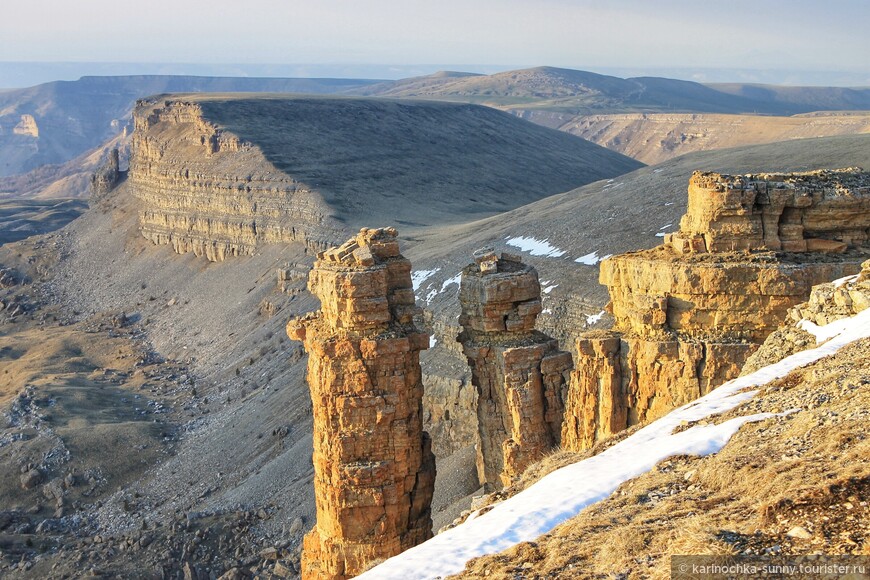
xmin=287 ymin=227 xmax=435 ymax=580
xmin=458 ymin=250 xmax=573 ymax=490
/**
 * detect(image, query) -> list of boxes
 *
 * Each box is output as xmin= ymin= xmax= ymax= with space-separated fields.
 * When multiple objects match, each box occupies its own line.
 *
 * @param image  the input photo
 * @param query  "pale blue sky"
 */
xmin=2 ymin=1 xmax=868 ymax=79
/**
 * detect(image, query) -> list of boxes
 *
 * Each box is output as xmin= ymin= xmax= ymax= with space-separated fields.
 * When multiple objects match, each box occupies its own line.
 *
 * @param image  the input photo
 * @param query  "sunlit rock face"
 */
xmin=287 ymin=227 xmax=435 ymax=580
xmin=562 ymin=170 xmax=869 ymax=451
xmin=458 ymin=250 xmax=572 ymax=491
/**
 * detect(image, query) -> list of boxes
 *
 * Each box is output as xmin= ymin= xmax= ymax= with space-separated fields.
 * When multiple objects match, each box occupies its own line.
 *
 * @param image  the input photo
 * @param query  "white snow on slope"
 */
xmin=441 ymin=273 xmax=462 ymax=292
xmin=359 ymin=307 xmax=870 ymax=580
xmin=586 ymin=310 xmax=606 ymax=325
xmin=506 ymin=236 xmax=566 ymax=257
xmin=411 ymin=269 xmax=440 ymax=292
xmin=575 ymin=251 xmax=600 ymax=265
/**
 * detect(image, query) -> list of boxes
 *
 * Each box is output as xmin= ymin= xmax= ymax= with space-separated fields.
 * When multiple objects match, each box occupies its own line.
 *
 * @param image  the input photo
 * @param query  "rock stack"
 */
xmin=458 ymin=250 xmax=573 ymax=490
xmin=287 ymin=227 xmax=435 ymax=580
xmin=90 ymin=148 xmax=120 ymax=196
xmin=562 ymin=169 xmax=869 ymax=451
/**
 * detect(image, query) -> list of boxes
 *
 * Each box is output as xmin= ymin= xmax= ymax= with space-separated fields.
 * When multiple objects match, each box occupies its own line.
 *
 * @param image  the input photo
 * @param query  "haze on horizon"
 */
xmin=2 ymin=0 xmax=869 ymax=87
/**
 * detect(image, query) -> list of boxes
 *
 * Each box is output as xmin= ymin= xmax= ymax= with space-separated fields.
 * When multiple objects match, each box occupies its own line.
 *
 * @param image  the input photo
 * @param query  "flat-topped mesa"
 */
xmin=130 ymin=98 xmax=338 ymax=261
xmin=668 ymin=169 xmax=870 ymax=255
xmin=561 ymin=170 xmax=868 ymax=453
xmin=458 ymin=250 xmax=573 ymax=491
xmin=287 ymin=227 xmax=435 ymax=580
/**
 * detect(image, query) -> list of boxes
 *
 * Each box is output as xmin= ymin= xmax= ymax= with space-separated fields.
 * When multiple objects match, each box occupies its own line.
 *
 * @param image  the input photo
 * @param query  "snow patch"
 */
xmin=506 ymin=236 xmax=566 ymax=258
xmin=411 ymin=269 xmax=439 ymax=292
xmin=543 ymin=284 xmax=558 ymax=294
xmin=359 ymin=307 xmax=870 ymax=580
xmin=586 ymin=310 xmax=606 ymax=325
xmin=575 ymin=252 xmax=600 ymax=265
xmin=832 ymin=274 xmax=858 ymax=288
xmin=429 ymin=335 xmax=437 ymax=348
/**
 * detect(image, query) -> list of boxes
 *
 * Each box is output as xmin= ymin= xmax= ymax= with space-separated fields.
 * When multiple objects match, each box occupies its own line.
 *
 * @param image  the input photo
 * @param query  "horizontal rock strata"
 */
xmin=459 ymin=250 xmax=572 ymax=490
xmin=562 ymin=170 xmax=869 ymax=451
xmin=130 ymin=98 xmax=339 ymax=261
xmin=287 ymin=227 xmax=434 ymax=580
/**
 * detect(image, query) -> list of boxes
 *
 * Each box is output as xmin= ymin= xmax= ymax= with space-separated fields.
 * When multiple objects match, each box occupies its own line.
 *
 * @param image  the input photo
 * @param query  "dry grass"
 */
xmin=453 ymin=338 xmax=870 ymax=578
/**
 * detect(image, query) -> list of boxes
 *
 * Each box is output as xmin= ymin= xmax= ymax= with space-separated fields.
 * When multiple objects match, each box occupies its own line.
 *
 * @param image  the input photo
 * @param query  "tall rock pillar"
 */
xmin=458 ymin=250 xmax=573 ymax=490
xmin=287 ymin=227 xmax=435 ymax=580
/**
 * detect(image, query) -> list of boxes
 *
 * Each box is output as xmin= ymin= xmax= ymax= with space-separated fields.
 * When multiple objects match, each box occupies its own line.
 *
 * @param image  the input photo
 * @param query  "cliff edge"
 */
xmin=129 ymin=95 xmax=643 ymax=261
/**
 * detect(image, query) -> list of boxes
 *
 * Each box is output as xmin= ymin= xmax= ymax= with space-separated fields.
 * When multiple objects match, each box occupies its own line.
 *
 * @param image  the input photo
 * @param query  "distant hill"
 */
xmin=0 ymin=75 xmax=382 ymax=178
xmin=354 ymin=66 xmax=870 ymax=115
xmin=554 ymin=111 xmax=870 ymax=164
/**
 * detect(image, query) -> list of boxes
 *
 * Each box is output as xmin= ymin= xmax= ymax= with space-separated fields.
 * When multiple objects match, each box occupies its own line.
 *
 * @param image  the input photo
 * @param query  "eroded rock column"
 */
xmin=458 ymin=250 xmax=572 ymax=490
xmin=287 ymin=227 xmax=435 ymax=580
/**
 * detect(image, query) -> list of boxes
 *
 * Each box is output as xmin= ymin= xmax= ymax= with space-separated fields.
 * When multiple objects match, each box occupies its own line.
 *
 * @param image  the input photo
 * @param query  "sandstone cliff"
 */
xmin=130 ymin=98 xmax=341 ymax=260
xmin=458 ymin=250 xmax=572 ymax=490
xmin=128 ymin=94 xmax=642 ymax=261
xmin=287 ymin=228 xmax=435 ymax=579
xmin=562 ymin=169 xmax=869 ymax=451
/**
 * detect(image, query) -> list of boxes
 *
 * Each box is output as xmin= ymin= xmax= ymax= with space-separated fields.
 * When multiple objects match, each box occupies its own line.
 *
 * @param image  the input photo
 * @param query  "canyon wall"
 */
xmin=287 ymin=228 xmax=434 ymax=580
xmin=562 ymin=169 xmax=869 ymax=451
xmin=458 ymin=250 xmax=572 ymax=490
xmin=129 ymin=98 xmax=340 ymax=261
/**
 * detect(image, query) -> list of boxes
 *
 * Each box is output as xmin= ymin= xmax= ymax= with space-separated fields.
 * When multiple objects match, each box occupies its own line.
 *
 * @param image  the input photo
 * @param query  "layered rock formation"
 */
xmin=742 ymin=258 xmax=870 ymax=374
xmin=130 ymin=98 xmax=339 ymax=260
xmin=562 ymin=170 xmax=869 ymax=451
xmin=287 ymin=227 xmax=435 ymax=580
xmin=458 ymin=250 xmax=572 ymax=490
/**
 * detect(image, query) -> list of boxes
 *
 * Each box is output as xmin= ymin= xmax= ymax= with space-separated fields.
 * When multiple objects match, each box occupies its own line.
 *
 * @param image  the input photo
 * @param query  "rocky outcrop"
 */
xmin=458 ymin=250 xmax=572 ymax=490
xmin=287 ymin=228 xmax=435 ymax=580
xmin=742 ymin=259 xmax=870 ymax=374
xmin=669 ymin=169 xmax=870 ymax=254
xmin=13 ymin=114 xmax=39 ymax=138
xmin=130 ymin=98 xmax=339 ymax=261
xmin=90 ymin=149 xmax=121 ymax=196
xmin=562 ymin=170 xmax=869 ymax=451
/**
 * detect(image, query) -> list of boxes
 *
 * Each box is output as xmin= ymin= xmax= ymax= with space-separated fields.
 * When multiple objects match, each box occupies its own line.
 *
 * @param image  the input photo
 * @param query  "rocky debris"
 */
xmin=277 ymin=263 xmax=309 ymax=294
xmin=742 ymin=259 xmax=870 ymax=374
xmin=287 ymin=227 xmax=435 ymax=579
xmin=458 ymin=251 xmax=572 ymax=490
xmin=562 ymin=171 xmax=868 ymax=452
xmin=90 ymin=148 xmax=121 ymax=197
xmin=0 ymin=267 xmax=18 ymax=288
xmin=669 ymin=169 xmax=870 ymax=254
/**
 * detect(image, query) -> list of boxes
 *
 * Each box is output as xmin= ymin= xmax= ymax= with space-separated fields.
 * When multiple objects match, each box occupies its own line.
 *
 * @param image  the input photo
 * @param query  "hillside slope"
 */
xmin=406 ymin=134 xmax=870 ymax=352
